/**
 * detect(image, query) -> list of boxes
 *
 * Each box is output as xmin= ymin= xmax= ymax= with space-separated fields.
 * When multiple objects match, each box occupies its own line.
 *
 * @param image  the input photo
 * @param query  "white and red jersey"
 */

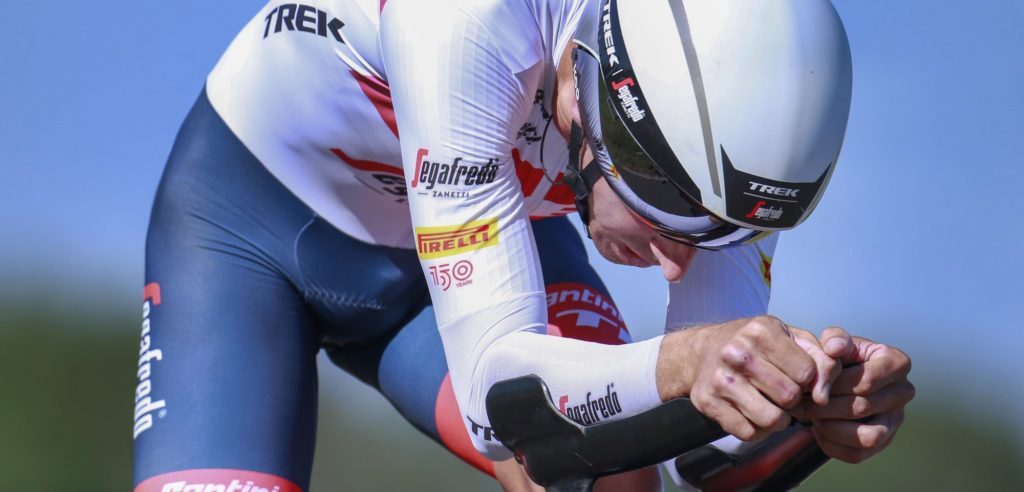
xmin=206 ymin=0 xmax=777 ymax=459
xmin=208 ymin=0 xmax=578 ymax=249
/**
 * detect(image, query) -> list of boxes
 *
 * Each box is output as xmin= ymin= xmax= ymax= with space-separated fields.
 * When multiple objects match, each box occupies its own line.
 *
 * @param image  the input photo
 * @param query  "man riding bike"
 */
xmin=133 ymin=1 xmax=914 ymax=491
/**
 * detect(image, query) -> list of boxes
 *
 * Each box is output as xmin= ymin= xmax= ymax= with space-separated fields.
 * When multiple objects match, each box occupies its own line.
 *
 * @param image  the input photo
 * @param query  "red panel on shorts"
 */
xmin=435 ymin=373 xmax=496 ymax=477
xmin=134 ymin=469 xmax=303 ymax=492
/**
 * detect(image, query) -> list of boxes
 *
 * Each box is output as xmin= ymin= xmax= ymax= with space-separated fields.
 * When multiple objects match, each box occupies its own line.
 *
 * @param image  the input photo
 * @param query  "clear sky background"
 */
xmin=2 ymin=0 xmax=1022 ymax=447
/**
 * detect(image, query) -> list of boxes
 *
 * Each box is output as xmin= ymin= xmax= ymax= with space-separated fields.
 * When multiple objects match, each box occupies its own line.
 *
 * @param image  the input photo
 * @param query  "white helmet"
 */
xmin=569 ymin=0 xmax=853 ymax=249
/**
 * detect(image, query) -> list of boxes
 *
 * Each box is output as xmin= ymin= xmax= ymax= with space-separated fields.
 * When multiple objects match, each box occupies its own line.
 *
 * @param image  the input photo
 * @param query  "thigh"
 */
xmin=336 ymin=215 xmax=631 ymax=477
xmin=133 ymin=92 xmax=320 ymax=492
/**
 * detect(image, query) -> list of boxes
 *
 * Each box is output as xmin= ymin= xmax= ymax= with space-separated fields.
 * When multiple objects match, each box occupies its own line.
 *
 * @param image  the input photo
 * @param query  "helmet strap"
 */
xmin=564 ymin=122 xmax=604 ymax=237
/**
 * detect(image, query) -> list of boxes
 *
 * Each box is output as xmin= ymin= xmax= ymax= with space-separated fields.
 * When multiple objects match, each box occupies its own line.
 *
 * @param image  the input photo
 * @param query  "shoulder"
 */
xmin=381 ymin=0 xmax=544 ymax=73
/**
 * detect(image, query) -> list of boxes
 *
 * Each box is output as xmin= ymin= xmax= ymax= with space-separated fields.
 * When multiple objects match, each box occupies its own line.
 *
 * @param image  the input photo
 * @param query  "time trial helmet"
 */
xmin=571 ymin=0 xmax=853 ymax=249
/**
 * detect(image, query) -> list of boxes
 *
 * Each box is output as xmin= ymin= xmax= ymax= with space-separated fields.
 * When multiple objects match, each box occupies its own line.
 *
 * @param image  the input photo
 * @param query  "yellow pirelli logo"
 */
xmin=416 ymin=218 xmax=499 ymax=260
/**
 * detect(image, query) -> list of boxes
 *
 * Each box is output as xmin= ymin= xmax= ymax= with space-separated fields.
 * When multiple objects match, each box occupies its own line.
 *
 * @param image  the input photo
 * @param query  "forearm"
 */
xmin=439 ymin=292 xmax=664 ymax=459
xmin=655 ymin=326 xmax=714 ymax=401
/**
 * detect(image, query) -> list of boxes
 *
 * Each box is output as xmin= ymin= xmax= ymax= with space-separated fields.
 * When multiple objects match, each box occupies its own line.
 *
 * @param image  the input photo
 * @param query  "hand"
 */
xmin=792 ymin=334 xmax=915 ymax=463
xmin=658 ymin=316 xmax=843 ymax=442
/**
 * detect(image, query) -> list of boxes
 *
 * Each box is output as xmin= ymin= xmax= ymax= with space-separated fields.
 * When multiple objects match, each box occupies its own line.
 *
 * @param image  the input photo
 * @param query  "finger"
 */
xmin=692 ymin=382 xmax=771 ymax=443
xmin=719 ymin=372 xmax=792 ymax=437
xmin=702 ymin=366 xmax=791 ymax=438
xmin=791 ymin=331 xmax=841 ymax=406
xmin=812 ymin=411 xmax=903 ymax=450
xmin=820 ymin=326 xmax=855 ymax=360
xmin=795 ymin=382 xmax=915 ymax=420
xmin=811 ymin=425 xmax=894 ymax=464
xmin=830 ymin=346 xmax=912 ymax=396
xmin=721 ymin=347 xmax=804 ymax=410
xmin=723 ymin=317 xmax=817 ymax=390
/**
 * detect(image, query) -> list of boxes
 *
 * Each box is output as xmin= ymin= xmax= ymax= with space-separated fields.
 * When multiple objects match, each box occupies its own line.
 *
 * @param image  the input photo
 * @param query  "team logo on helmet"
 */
xmin=610 ymin=77 xmax=646 ymax=122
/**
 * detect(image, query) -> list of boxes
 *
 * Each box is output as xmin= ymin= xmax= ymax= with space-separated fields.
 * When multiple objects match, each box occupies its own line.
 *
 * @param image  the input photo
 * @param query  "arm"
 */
xmin=666 ymin=236 xmax=913 ymax=462
xmin=379 ymin=0 xmax=666 ymax=459
xmin=660 ymin=237 xmax=842 ymax=441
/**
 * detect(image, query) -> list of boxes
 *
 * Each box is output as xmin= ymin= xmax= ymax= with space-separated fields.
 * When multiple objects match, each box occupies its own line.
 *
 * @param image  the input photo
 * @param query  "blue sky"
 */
xmin=2 ymin=0 xmax=1022 ymax=439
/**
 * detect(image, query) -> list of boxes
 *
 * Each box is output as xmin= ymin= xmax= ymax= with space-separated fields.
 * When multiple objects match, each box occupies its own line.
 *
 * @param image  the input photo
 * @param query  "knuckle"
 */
xmin=861 ymin=427 xmax=886 ymax=448
xmin=795 ymin=362 xmax=817 ymax=387
xmin=734 ymin=424 xmax=758 ymax=442
xmin=859 ymin=371 xmax=880 ymax=391
xmin=904 ymin=383 xmax=917 ymax=402
xmin=821 ymin=358 xmax=840 ymax=377
xmin=692 ymin=392 xmax=715 ymax=413
xmin=720 ymin=343 xmax=753 ymax=369
xmin=745 ymin=315 xmax=784 ymax=339
xmin=851 ymin=397 xmax=873 ymax=419
xmin=894 ymin=350 xmax=912 ymax=374
xmin=824 ymin=326 xmax=848 ymax=337
xmin=767 ymin=408 xmax=790 ymax=432
xmin=778 ymin=385 xmax=802 ymax=409
xmin=712 ymin=367 xmax=732 ymax=384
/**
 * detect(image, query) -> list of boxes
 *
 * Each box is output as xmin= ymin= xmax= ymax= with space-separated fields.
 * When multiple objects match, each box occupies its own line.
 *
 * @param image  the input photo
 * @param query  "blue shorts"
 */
xmin=133 ymin=91 xmax=631 ymax=491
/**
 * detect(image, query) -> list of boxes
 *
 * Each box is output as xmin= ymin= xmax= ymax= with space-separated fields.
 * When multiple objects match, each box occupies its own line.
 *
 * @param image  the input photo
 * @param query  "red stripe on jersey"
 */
xmin=542 ymin=180 xmax=575 ymax=206
xmin=512 ymin=148 xmax=543 ymax=195
xmin=330 ymin=148 xmax=404 ymax=176
xmin=379 ymin=0 xmax=388 ymax=14
xmin=351 ymin=70 xmax=398 ymax=138
xmin=134 ymin=469 xmax=303 ymax=492
xmin=512 ymin=149 xmax=576 ymax=206
xmin=435 ymin=373 xmax=495 ymax=477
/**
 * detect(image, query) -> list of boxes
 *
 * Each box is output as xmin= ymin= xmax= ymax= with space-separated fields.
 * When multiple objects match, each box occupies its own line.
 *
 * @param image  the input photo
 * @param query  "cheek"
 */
xmin=589 ymin=205 xmax=647 ymax=238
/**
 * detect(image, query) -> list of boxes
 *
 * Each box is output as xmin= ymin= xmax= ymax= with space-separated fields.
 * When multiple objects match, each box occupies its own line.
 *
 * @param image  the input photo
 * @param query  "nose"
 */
xmin=650 ymin=240 xmax=696 ymax=283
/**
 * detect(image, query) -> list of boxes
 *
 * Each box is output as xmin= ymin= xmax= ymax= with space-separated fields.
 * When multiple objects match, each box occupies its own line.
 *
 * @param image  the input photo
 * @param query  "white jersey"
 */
xmin=207 ymin=0 xmax=777 ymax=459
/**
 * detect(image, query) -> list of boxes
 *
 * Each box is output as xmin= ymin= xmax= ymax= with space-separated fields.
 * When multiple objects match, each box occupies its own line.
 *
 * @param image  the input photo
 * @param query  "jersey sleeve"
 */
xmin=665 ymin=234 xmax=779 ymax=330
xmin=379 ymin=0 xmax=664 ymax=459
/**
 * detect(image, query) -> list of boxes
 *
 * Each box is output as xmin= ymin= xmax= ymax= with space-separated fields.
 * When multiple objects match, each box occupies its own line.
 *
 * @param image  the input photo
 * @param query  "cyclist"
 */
xmin=133 ymin=1 xmax=914 ymax=491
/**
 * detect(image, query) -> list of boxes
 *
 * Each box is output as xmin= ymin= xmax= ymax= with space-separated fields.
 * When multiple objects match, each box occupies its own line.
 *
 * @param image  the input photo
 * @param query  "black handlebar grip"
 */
xmin=486 ymin=375 xmax=726 ymax=487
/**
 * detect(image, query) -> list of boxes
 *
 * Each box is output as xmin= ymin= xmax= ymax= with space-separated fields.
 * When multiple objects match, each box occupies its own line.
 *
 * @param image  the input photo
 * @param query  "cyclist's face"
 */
xmin=553 ymin=48 xmax=696 ymax=282
xmin=587 ymin=169 xmax=697 ymax=283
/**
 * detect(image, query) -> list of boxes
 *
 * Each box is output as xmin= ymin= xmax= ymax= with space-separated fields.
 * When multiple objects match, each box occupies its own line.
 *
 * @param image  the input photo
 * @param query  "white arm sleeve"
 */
xmin=380 ymin=0 xmax=663 ymax=460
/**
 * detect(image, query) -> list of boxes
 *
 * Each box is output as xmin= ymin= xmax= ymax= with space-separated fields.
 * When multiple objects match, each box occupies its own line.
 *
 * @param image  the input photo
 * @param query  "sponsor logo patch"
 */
xmin=467 ymin=416 xmax=496 ymax=442
xmin=263 ymin=3 xmax=344 ymax=44
xmin=133 ymin=469 xmax=302 ymax=492
xmin=411 ymin=148 xmax=499 ymax=193
xmin=416 ymin=218 xmax=499 ymax=260
xmin=748 ymin=181 xmax=800 ymax=198
xmin=545 ymin=283 xmax=630 ymax=345
xmin=744 ymin=200 xmax=784 ymax=222
xmin=558 ymin=383 xmax=623 ymax=426
xmin=429 ymin=260 xmax=474 ymax=291
xmin=610 ymin=77 xmax=646 ymax=122
xmin=601 ymin=1 xmax=620 ymax=66
xmin=134 ymin=282 xmax=166 ymax=440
